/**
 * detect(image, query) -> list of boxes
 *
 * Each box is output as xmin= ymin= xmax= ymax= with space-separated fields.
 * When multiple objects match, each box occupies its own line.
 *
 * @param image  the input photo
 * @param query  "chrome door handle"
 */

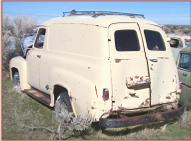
xmin=149 ymin=59 xmax=158 ymax=62
xmin=37 ymin=55 xmax=41 ymax=58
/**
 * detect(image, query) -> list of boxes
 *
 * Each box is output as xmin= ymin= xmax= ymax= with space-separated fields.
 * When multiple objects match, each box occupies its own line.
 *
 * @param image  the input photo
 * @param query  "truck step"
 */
xmin=23 ymin=88 xmax=51 ymax=107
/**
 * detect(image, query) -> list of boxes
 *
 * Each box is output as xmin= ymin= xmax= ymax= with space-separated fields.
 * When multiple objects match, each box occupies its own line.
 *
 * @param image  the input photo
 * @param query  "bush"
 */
xmin=2 ymin=16 xmax=37 ymax=71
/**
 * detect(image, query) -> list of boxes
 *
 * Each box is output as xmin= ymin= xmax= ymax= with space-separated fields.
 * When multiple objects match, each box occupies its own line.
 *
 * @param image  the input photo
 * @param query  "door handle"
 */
xmin=36 ymin=55 xmax=41 ymax=58
xmin=149 ymin=59 xmax=158 ymax=62
xmin=183 ymin=73 xmax=187 ymax=77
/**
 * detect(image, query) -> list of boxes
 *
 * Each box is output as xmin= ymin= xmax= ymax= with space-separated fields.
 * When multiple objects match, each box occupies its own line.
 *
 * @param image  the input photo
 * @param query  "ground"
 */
xmin=2 ymin=77 xmax=191 ymax=140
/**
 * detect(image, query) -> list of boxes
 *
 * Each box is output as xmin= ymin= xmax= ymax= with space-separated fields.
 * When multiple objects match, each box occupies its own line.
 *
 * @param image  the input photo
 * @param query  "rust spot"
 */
xmin=95 ymin=85 xmax=98 ymax=98
xmin=139 ymin=98 xmax=150 ymax=108
xmin=145 ymin=98 xmax=150 ymax=106
xmin=124 ymin=96 xmax=128 ymax=99
xmin=139 ymin=102 xmax=145 ymax=108
xmin=140 ymin=76 xmax=143 ymax=81
xmin=91 ymin=106 xmax=96 ymax=109
xmin=135 ymin=76 xmax=139 ymax=79
xmin=115 ymin=59 xmax=121 ymax=63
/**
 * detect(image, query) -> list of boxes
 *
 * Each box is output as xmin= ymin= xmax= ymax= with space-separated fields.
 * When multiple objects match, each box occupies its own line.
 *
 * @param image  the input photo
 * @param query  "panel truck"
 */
xmin=10 ymin=10 xmax=183 ymax=128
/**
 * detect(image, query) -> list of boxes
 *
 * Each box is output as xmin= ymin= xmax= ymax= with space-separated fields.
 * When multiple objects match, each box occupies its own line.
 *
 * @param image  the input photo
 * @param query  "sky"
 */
xmin=3 ymin=2 xmax=191 ymax=25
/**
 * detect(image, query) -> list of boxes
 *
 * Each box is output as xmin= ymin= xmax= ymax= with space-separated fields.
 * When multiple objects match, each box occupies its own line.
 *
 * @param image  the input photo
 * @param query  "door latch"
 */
xmin=149 ymin=59 xmax=158 ymax=62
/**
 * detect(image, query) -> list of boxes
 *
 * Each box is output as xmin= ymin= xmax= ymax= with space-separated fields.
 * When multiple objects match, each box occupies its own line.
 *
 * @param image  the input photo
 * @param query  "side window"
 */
xmin=114 ymin=30 xmax=140 ymax=51
xmin=179 ymin=53 xmax=191 ymax=71
xmin=34 ymin=28 xmax=46 ymax=48
xmin=144 ymin=30 xmax=166 ymax=51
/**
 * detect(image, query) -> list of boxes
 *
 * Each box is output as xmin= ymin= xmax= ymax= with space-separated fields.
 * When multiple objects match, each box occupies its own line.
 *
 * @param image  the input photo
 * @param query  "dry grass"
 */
xmin=2 ymin=77 xmax=191 ymax=140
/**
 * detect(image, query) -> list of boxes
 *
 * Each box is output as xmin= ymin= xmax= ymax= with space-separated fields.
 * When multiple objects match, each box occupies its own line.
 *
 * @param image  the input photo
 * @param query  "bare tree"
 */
xmin=2 ymin=15 xmax=37 ymax=71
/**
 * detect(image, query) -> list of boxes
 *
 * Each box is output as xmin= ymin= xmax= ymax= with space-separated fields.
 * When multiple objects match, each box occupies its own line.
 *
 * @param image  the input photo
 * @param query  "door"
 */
xmin=139 ymin=23 xmax=178 ymax=105
xmin=27 ymin=28 xmax=46 ymax=89
xmin=178 ymin=52 xmax=191 ymax=88
xmin=109 ymin=23 xmax=150 ymax=110
xmin=177 ymin=52 xmax=191 ymax=108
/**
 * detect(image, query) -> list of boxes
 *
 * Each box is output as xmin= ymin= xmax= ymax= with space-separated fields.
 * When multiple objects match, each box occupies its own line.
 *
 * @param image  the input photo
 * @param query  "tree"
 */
xmin=2 ymin=15 xmax=37 ymax=71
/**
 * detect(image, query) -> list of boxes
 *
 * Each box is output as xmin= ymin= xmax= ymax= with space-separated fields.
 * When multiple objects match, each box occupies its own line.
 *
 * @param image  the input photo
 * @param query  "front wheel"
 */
xmin=12 ymin=72 xmax=21 ymax=92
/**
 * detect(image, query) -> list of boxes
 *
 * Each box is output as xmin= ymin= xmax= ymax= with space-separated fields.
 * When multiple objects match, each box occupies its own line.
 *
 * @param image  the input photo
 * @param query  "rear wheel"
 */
xmin=12 ymin=71 xmax=21 ymax=92
xmin=55 ymin=92 xmax=74 ymax=122
xmin=54 ymin=91 xmax=92 ymax=139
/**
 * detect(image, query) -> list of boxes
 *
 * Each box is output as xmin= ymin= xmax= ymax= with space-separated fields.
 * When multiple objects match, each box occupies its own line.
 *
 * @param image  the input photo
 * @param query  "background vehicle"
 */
xmin=9 ymin=10 xmax=183 ymax=128
xmin=169 ymin=34 xmax=191 ymax=62
xmin=177 ymin=47 xmax=191 ymax=110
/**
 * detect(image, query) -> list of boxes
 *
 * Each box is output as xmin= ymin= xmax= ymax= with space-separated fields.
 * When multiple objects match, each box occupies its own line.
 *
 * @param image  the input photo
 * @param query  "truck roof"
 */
xmin=43 ymin=15 xmax=159 ymax=27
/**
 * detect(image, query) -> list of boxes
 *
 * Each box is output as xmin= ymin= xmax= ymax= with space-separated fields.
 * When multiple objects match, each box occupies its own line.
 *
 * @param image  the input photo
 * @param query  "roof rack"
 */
xmin=63 ymin=10 xmax=145 ymax=18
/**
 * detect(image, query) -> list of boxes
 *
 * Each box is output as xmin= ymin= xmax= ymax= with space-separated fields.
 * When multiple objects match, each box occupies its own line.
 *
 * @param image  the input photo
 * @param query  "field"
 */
xmin=2 ymin=76 xmax=191 ymax=140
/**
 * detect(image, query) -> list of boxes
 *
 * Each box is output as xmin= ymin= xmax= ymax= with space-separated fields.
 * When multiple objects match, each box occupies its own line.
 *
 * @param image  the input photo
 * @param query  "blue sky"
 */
xmin=3 ymin=2 xmax=190 ymax=25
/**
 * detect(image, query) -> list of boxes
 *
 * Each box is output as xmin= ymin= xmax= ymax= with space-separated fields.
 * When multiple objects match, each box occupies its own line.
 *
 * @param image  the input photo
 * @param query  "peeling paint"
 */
xmin=139 ymin=98 xmax=150 ymax=108
xmin=126 ymin=76 xmax=150 ymax=90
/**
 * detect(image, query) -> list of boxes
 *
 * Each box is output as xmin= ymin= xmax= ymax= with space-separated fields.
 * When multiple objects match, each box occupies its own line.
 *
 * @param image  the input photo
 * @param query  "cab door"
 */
xmin=27 ymin=27 xmax=46 ymax=90
xmin=139 ymin=23 xmax=178 ymax=105
xmin=109 ymin=23 xmax=150 ymax=110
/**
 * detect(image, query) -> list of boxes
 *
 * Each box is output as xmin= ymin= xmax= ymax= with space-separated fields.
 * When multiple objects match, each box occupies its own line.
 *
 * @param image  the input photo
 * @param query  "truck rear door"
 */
xmin=139 ymin=23 xmax=178 ymax=106
xmin=108 ymin=23 xmax=150 ymax=110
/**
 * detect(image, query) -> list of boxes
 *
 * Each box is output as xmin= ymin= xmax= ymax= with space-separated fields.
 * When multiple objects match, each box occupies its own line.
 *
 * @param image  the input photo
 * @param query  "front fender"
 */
xmin=9 ymin=56 xmax=31 ymax=90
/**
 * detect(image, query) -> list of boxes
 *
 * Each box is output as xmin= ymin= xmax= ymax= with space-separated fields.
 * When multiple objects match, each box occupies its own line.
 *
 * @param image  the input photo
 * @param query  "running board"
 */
xmin=23 ymin=89 xmax=51 ymax=106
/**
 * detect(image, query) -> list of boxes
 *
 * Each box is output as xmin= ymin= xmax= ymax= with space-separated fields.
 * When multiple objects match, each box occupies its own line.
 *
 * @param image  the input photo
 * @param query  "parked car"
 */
xmin=169 ymin=34 xmax=191 ymax=62
xmin=9 ymin=10 xmax=183 ymax=129
xmin=177 ymin=47 xmax=191 ymax=110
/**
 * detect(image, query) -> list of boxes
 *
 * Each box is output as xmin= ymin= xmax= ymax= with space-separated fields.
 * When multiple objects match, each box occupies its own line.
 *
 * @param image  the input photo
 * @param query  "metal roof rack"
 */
xmin=63 ymin=10 xmax=145 ymax=18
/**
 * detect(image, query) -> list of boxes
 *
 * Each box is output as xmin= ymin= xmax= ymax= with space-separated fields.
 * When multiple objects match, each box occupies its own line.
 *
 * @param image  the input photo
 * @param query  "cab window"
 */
xmin=34 ymin=28 xmax=46 ymax=48
xmin=179 ymin=53 xmax=191 ymax=71
xmin=114 ymin=30 xmax=140 ymax=51
xmin=144 ymin=30 xmax=166 ymax=51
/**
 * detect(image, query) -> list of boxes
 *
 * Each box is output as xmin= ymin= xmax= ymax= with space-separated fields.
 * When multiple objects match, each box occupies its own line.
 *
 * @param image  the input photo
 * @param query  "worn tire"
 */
xmin=12 ymin=72 xmax=21 ymax=92
xmin=55 ymin=92 xmax=74 ymax=122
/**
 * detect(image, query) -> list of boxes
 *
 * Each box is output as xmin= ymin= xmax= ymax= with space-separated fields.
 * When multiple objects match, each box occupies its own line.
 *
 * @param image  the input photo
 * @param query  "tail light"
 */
xmin=102 ymin=88 xmax=109 ymax=101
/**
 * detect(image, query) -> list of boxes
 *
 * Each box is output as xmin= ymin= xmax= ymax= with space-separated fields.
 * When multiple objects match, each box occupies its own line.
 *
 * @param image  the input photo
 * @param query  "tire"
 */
xmin=12 ymin=72 xmax=21 ymax=92
xmin=55 ymin=92 xmax=74 ymax=123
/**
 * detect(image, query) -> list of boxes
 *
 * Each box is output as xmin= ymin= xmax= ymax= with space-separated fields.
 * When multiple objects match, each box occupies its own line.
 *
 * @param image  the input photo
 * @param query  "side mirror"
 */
xmin=170 ymin=39 xmax=179 ymax=48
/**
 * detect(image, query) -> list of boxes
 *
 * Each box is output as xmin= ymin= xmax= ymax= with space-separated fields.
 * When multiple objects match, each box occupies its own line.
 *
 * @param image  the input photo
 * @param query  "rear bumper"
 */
xmin=99 ymin=105 xmax=184 ymax=129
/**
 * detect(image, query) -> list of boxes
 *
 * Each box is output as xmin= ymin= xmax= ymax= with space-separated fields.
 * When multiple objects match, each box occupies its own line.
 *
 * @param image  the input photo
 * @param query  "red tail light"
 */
xmin=102 ymin=88 xmax=109 ymax=101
